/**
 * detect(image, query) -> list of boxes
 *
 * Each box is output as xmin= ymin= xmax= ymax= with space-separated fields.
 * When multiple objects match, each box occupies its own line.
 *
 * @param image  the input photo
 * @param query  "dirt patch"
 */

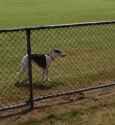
xmin=1 ymin=81 xmax=115 ymax=125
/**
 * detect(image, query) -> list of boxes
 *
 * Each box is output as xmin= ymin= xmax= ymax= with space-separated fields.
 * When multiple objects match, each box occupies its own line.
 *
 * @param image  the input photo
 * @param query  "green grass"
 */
xmin=0 ymin=0 xmax=115 ymax=124
xmin=0 ymin=24 xmax=115 ymax=102
xmin=20 ymin=111 xmax=82 ymax=125
xmin=0 ymin=0 xmax=115 ymax=107
xmin=20 ymin=106 xmax=115 ymax=125
xmin=0 ymin=0 xmax=115 ymax=27
xmin=15 ymin=95 xmax=115 ymax=125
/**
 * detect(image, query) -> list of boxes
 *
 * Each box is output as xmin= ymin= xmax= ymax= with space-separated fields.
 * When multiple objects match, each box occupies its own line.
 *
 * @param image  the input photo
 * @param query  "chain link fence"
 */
xmin=0 ymin=21 xmax=115 ymax=115
xmin=0 ymin=30 xmax=31 ymax=115
xmin=31 ymin=22 xmax=115 ymax=97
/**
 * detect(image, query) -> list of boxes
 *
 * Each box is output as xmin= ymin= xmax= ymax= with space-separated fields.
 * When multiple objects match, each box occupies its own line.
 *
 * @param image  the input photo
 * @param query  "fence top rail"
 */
xmin=0 ymin=20 xmax=115 ymax=33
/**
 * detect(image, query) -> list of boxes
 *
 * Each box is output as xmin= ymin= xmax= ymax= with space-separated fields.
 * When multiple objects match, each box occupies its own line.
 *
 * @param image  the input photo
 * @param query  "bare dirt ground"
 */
xmin=1 ymin=81 xmax=115 ymax=125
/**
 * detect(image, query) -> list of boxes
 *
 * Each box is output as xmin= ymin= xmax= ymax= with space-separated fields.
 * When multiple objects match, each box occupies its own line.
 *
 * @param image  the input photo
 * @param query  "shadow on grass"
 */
xmin=15 ymin=68 xmax=115 ymax=91
xmin=15 ymin=80 xmax=65 ymax=90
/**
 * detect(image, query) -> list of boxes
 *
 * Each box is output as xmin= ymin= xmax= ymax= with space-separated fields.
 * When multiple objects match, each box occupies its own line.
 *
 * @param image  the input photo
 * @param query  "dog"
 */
xmin=16 ymin=48 xmax=66 ymax=84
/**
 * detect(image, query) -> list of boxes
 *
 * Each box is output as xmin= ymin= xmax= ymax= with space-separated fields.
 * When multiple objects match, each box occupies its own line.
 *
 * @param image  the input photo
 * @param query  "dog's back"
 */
xmin=31 ymin=54 xmax=47 ymax=69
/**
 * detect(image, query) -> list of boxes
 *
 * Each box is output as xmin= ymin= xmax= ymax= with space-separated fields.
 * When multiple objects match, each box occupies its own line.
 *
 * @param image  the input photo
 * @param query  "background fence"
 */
xmin=0 ymin=21 xmax=115 ymax=115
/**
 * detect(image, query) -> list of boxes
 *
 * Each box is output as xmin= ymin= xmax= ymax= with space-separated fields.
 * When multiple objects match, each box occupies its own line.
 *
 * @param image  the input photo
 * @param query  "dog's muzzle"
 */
xmin=60 ymin=54 xmax=66 ymax=57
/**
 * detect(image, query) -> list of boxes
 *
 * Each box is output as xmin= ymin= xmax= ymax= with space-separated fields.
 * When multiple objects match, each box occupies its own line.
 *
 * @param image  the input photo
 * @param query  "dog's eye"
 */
xmin=54 ymin=49 xmax=62 ymax=54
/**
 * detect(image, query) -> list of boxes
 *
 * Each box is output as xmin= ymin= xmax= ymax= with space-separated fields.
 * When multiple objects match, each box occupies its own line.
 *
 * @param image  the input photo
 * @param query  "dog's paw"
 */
xmin=43 ymin=78 xmax=52 ymax=82
xmin=15 ymin=81 xmax=21 ymax=87
xmin=15 ymin=80 xmax=29 ymax=87
xmin=47 ymin=78 xmax=52 ymax=82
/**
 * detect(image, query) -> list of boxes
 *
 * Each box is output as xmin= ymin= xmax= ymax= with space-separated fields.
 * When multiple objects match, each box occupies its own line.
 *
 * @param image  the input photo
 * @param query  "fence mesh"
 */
xmin=0 ymin=31 xmax=30 ymax=108
xmin=0 ymin=21 xmax=115 ymax=110
xmin=31 ymin=23 xmax=115 ymax=96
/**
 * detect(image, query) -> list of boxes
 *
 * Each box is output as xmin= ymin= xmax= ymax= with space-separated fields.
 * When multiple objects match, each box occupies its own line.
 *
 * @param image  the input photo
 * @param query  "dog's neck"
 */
xmin=47 ymin=54 xmax=55 ymax=61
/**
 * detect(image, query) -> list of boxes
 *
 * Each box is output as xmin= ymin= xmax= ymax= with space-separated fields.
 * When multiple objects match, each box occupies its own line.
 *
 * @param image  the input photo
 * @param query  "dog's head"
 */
xmin=49 ymin=48 xmax=66 ymax=60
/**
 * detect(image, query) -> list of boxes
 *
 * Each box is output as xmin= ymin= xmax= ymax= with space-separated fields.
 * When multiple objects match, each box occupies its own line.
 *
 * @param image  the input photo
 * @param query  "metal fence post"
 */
xmin=26 ymin=29 xmax=33 ymax=110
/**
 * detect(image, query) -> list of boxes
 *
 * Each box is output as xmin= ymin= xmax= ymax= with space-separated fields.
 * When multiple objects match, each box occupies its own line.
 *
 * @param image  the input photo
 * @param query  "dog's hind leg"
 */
xmin=15 ymin=68 xmax=23 ymax=83
xmin=15 ymin=55 xmax=29 ymax=85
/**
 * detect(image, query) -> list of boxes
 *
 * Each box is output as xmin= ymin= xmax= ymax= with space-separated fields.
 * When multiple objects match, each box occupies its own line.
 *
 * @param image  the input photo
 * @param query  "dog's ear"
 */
xmin=53 ymin=48 xmax=62 ymax=54
xmin=51 ymin=48 xmax=66 ymax=58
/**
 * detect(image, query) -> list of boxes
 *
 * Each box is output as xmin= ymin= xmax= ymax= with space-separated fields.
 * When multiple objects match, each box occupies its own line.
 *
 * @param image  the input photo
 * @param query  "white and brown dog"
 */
xmin=16 ymin=48 xmax=66 ymax=84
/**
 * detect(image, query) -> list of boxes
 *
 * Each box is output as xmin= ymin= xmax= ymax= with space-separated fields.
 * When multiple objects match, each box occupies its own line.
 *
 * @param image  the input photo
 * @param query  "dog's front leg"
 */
xmin=16 ymin=57 xmax=29 ymax=84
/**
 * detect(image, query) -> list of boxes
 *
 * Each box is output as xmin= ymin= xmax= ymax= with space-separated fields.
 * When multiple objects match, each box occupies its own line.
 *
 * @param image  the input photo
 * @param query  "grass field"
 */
xmin=0 ymin=0 xmax=115 ymax=124
xmin=2 ymin=91 xmax=115 ymax=125
xmin=0 ymin=0 xmax=115 ymax=27
xmin=0 ymin=24 xmax=115 ymax=103
xmin=19 ymin=95 xmax=115 ymax=125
